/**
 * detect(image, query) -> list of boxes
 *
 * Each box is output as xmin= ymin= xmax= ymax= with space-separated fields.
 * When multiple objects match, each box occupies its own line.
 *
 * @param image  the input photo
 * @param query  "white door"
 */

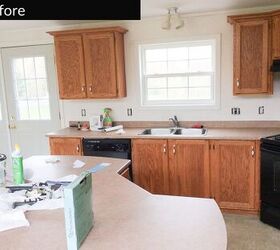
xmin=1 ymin=45 xmax=60 ymax=158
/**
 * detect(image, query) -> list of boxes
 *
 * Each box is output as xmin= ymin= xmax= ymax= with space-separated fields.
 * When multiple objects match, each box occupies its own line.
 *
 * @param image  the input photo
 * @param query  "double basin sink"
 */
xmin=139 ymin=127 xmax=207 ymax=136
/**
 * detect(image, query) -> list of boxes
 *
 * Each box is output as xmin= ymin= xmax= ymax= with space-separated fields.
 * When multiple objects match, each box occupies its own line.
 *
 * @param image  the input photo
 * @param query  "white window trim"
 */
xmin=138 ymin=35 xmax=221 ymax=110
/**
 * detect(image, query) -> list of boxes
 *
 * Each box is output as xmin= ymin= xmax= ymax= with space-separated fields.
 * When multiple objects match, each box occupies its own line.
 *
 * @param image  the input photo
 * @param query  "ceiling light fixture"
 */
xmin=161 ymin=7 xmax=184 ymax=30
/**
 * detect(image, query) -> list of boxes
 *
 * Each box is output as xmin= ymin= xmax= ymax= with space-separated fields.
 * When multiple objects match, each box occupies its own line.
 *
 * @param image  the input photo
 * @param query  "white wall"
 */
xmin=0 ymin=9 xmax=279 ymax=126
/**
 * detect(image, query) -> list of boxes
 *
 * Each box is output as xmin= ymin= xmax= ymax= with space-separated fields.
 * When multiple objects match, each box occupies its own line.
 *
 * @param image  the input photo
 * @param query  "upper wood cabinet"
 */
xmin=229 ymin=18 xmax=272 ymax=94
xmin=168 ymin=140 xmax=210 ymax=198
xmin=49 ymin=137 xmax=82 ymax=155
xmin=132 ymin=139 xmax=169 ymax=194
xmin=272 ymin=14 xmax=280 ymax=59
xmin=53 ymin=35 xmax=86 ymax=99
xmin=48 ymin=27 xmax=127 ymax=99
xmin=211 ymin=140 xmax=256 ymax=211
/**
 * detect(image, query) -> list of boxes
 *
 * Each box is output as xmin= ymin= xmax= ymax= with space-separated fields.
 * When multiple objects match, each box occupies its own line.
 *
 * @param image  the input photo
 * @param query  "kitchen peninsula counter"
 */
xmin=0 ymin=156 xmax=227 ymax=250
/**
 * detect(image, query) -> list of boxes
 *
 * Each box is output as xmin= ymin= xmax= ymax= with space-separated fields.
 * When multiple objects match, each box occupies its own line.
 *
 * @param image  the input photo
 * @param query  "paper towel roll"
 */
xmin=104 ymin=125 xmax=123 ymax=132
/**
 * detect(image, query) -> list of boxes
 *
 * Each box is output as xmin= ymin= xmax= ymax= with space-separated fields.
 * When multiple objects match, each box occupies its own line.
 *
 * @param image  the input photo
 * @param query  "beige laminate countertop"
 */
xmin=0 ymin=156 xmax=227 ymax=250
xmin=46 ymin=127 xmax=280 ymax=140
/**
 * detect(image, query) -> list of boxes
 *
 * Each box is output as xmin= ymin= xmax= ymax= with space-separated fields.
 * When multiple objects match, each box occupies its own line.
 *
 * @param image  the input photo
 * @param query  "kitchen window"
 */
xmin=140 ymin=38 xmax=219 ymax=107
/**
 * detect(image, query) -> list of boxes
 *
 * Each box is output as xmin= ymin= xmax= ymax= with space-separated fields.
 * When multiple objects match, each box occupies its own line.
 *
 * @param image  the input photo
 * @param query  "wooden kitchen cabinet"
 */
xmin=168 ymin=140 xmax=210 ymax=198
xmin=132 ymin=139 xmax=210 ymax=198
xmin=48 ymin=27 xmax=127 ymax=99
xmin=49 ymin=137 xmax=82 ymax=155
xmin=230 ymin=19 xmax=272 ymax=94
xmin=211 ymin=140 xmax=257 ymax=211
xmin=52 ymin=35 xmax=86 ymax=99
xmin=132 ymin=139 xmax=169 ymax=194
xmin=272 ymin=14 xmax=280 ymax=59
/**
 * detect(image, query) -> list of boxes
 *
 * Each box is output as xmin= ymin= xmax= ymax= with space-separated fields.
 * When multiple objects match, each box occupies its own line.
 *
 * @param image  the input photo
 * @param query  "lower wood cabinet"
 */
xmin=132 ymin=139 xmax=169 ymax=194
xmin=210 ymin=140 xmax=257 ymax=211
xmin=132 ymin=138 xmax=260 ymax=213
xmin=49 ymin=137 xmax=82 ymax=155
xmin=168 ymin=140 xmax=210 ymax=197
xmin=132 ymin=139 xmax=210 ymax=198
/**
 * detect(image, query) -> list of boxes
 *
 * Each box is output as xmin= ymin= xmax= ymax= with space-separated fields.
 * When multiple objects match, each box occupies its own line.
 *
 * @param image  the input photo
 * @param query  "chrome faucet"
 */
xmin=169 ymin=115 xmax=179 ymax=128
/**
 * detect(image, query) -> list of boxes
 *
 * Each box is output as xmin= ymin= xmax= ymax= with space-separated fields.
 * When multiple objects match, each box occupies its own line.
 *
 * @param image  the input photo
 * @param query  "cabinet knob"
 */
xmin=236 ymin=79 xmax=240 ymax=88
xmin=163 ymin=144 xmax=166 ymax=153
xmin=81 ymin=85 xmax=86 ymax=92
xmin=76 ymin=145 xmax=80 ymax=153
xmin=89 ymin=85 xmax=93 ymax=92
xmin=173 ymin=145 xmax=176 ymax=154
xmin=251 ymin=146 xmax=255 ymax=157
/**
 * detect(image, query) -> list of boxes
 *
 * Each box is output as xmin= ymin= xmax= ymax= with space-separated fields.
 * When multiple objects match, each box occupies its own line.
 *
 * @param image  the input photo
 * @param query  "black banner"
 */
xmin=0 ymin=0 xmax=141 ymax=20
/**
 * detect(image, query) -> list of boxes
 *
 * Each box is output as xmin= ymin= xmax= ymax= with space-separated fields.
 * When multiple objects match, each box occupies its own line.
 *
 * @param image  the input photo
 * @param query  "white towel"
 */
xmin=0 ymin=210 xmax=29 ymax=232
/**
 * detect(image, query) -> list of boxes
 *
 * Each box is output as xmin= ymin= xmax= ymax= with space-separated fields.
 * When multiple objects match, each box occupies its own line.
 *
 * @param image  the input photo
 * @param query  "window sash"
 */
xmin=140 ymin=40 xmax=217 ymax=107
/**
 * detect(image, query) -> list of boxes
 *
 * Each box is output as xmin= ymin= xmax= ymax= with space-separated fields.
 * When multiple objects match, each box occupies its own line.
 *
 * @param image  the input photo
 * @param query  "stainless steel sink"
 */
xmin=139 ymin=128 xmax=176 ymax=135
xmin=139 ymin=128 xmax=207 ymax=136
xmin=173 ymin=128 xmax=207 ymax=136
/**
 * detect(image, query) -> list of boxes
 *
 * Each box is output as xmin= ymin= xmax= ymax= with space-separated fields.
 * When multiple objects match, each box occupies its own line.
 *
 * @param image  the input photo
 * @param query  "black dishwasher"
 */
xmin=83 ymin=138 xmax=132 ymax=177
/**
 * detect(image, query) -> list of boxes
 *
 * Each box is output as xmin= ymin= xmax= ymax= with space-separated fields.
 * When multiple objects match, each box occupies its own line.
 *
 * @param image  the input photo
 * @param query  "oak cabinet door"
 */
xmin=272 ymin=15 xmax=280 ymax=59
xmin=54 ymin=35 xmax=86 ymax=99
xmin=49 ymin=137 xmax=82 ymax=155
xmin=132 ymin=139 xmax=169 ymax=194
xmin=168 ymin=140 xmax=210 ymax=198
xmin=233 ymin=20 xmax=271 ymax=94
xmin=83 ymin=32 xmax=117 ymax=98
xmin=211 ymin=140 xmax=256 ymax=210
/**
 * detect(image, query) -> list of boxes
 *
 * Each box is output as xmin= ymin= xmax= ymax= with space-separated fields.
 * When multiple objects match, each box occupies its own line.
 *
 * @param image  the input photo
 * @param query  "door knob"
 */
xmin=8 ymin=124 xmax=16 ymax=129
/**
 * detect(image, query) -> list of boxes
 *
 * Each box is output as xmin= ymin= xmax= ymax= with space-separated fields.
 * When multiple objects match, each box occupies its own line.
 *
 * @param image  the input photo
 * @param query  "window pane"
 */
xmin=23 ymin=58 xmax=35 ymax=78
xmin=26 ymin=80 xmax=37 ymax=98
xmin=146 ymin=62 xmax=167 ymax=74
xmin=189 ymin=46 xmax=212 ymax=59
xmin=168 ymin=61 xmax=187 ymax=73
xmin=189 ymin=59 xmax=212 ymax=72
xmin=168 ymin=88 xmax=188 ymax=100
xmin=39 ymin=100 xmax=50 ymax=120
xmin=189 ymin=75 xmax=211 ymax=87
xmin=146 ymin=49 xmax=167 ymax=62
xmin=17 ymin=100 xmax=29 ymax=120
xmin=168 ymin=47 xmax=188 ymax=60
xmin=147 ymin=77 xmax=167 ymax=88
xmin=189 ymin=87 xmax=211 ymax=100
xmin=147 ymin=89 xmax=167 ymax=100
xmin=15 ymin=80 xmax=27 ymax=99
xmin=168 ymin=77 xmax=188 ymax=88
xmin=35 ymin=57 xmax=47 ymax=78
xmin=28 ymin=100 xmax=40 ymax=119
xmin=37 ymin=79 xmax=49 ymax=98
xmin=13 ymin=59 xmax=24 ymax=79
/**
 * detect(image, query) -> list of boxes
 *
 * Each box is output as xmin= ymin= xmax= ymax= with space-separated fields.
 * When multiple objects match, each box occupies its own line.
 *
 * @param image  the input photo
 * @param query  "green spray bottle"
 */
xmin=12 ymin=144 xmax=24 ymax=184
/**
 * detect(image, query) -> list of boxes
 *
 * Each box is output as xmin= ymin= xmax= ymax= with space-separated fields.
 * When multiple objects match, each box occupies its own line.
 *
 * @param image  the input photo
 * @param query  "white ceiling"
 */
xmin=0 ymin=0 xmax=279 ymax=31
xmin=141 ymin=0 xmax=280 ymax=17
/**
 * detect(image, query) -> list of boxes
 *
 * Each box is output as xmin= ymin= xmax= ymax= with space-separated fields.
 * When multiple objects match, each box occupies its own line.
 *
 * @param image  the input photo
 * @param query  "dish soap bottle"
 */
xmin=103 ymin=108 xmax=113 ymax=128
xmin=12 ymin=144 xmax=24 ymax=184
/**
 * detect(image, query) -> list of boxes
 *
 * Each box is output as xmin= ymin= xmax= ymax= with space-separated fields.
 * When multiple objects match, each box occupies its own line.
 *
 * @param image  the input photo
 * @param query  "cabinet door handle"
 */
xmin=173 ymin=145 xmax=176 ymax=154
xmin=81 ymin=85 xmax=86 ymax=92
xmin=163 ymin=144 xmax=166 ymax=153
xmin=76 ymin=145 xmax=80 ymax=153
xmin=89 ymin=85 xmax=93 ymax=92
xmin=251 ymin=146 xmax=255 ymax=157
xmin=236 ymin=79 xmax=240 ymax=88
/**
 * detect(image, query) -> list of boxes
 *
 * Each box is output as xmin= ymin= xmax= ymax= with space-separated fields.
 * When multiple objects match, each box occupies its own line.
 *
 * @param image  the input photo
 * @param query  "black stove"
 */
xmin=260 ymin=135 xmax=280 ymax=229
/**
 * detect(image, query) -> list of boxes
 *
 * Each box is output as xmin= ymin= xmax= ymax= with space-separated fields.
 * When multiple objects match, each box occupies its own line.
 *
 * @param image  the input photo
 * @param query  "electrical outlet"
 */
xmin=258 ymin=106 xmax=264 ymax=115
xmin=127 ymin=108 xmax=133 ymax=116
xmin=81 ymin=109 xmax=87 ymax=117
xmin=231 ymin=107 xmax=240 ymax=115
